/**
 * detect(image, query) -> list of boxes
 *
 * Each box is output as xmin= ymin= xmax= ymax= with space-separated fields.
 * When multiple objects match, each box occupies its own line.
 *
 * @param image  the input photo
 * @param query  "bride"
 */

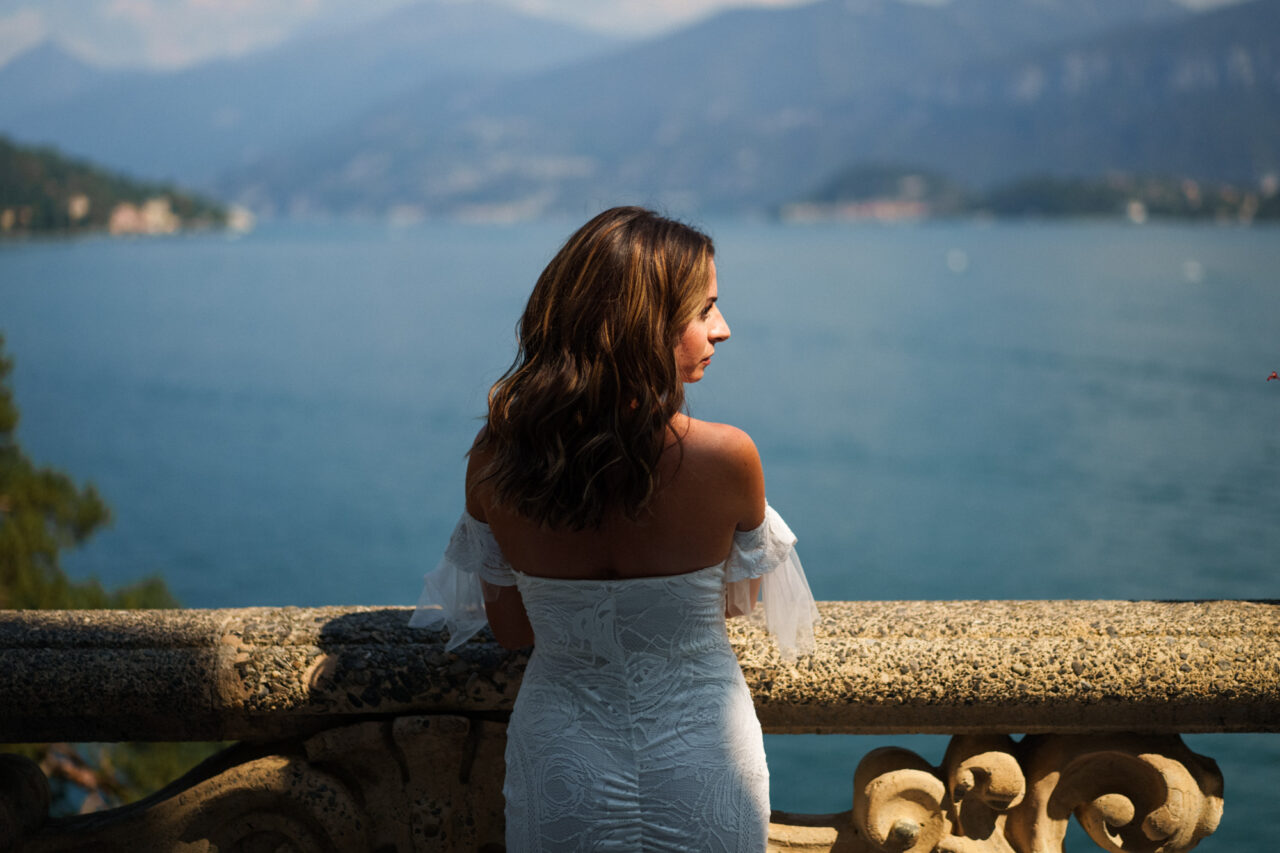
xmin=413 ymin=206 xmax=818 ymax=852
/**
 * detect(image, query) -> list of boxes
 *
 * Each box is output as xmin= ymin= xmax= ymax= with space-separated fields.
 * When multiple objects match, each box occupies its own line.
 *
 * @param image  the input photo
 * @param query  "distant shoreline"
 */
xmin=785 ymin=169 xmax=1280 ymax=226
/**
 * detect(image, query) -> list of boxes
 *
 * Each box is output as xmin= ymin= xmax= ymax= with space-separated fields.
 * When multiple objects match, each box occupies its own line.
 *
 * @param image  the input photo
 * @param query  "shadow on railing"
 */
xmin=2 ymin=600 xmax=1276 ymax=852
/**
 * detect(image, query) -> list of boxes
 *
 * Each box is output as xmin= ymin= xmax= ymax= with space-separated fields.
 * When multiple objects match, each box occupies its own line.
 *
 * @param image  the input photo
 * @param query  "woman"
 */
xmin=412 ymin=207 xmax=817 ymax=852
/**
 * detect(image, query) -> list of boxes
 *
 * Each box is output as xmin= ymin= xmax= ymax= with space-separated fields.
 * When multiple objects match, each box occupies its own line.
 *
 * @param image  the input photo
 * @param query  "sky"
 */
xmin=0 ymin=0 xmax=1252 ymax=70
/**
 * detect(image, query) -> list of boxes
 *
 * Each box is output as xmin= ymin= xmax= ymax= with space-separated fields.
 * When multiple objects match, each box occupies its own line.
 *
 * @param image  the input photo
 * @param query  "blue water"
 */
xmin=2 ymin=220 xmax=1277 ymax=849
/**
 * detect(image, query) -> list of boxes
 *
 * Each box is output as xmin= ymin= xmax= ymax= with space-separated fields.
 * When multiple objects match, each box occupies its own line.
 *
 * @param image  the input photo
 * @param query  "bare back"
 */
xmin=467 ymin=414 xmax=765 ymax=581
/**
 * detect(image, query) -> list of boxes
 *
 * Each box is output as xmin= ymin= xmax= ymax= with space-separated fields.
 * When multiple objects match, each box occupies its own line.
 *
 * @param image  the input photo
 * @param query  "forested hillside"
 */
xmin=0 ymin=136 xmax=225 ymax=234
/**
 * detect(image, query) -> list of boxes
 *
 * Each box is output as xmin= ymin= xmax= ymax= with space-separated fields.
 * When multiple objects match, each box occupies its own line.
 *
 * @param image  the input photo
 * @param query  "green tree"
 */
xmin=0 ymin=335 xmax=174 ymax=608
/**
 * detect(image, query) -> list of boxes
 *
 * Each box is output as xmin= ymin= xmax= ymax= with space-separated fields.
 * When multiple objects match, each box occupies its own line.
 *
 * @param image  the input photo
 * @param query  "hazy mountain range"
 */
xmin=0 ymin=1 xmax=617 ymax=186
xmin=1 ymin=0 xmax=1275 ymax=218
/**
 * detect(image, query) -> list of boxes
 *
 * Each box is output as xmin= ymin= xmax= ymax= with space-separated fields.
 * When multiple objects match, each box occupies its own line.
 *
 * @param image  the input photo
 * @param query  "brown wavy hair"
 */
xmin=473 ymin=206 xmax=715 ymax=530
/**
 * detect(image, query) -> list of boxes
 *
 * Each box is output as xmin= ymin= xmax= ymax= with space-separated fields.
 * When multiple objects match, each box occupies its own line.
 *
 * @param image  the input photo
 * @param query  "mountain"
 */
xmin=0 ymin=0 xmax=619 ymax=185
xmin=810 ymin=0 xmax=1280 ymax=188
xmin=0 ymin=42 xmax=131 ymax=120
xmin=220 ymin=0 xmax=1211 ymax=218
xmin=8 ymin=0 xmax=1272 ymax=219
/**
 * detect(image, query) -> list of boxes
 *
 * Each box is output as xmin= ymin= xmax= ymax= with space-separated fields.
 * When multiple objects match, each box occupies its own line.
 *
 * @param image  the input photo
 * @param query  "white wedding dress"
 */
xmin=411 ymin=505 xmax=818 ymax=853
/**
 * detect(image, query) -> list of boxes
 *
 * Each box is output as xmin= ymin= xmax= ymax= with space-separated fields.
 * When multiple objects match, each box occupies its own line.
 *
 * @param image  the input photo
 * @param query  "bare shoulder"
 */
xmin=677 ymin=416 xmax=765 ymax=528
xmin=681 ymin=417 xmax=760 ymax=465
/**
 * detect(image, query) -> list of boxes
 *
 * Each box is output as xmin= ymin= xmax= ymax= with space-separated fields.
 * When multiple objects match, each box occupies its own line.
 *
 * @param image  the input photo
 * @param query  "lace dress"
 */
xmin=411 ymin=505 xmax=818 ymax=853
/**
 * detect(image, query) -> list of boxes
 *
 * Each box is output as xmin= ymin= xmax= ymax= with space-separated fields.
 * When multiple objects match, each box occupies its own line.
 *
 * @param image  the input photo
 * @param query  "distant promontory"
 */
xmin=0 ymin=135 xmax=246 ymax=236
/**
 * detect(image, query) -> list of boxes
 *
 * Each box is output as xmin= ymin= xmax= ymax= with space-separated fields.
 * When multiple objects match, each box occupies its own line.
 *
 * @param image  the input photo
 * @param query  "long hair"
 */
xmin=473 ymin=207 xmax=715 ymax=530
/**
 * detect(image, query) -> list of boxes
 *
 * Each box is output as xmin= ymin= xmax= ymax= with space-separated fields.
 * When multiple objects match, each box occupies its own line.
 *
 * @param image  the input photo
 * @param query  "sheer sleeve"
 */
xmin=409 ymin=512 xmax=516 ymax=650
xmin=724 ymin=504 xmax=819 ymax=661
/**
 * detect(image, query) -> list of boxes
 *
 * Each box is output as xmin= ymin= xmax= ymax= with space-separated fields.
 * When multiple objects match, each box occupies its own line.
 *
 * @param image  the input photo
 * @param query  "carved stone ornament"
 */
xmin=7 ymin=715 xmax=507 ymax=853
xmin=2 ymin=729 xmax=1225 ymax=853
xmin=827 ymin=733 xmax=1223 ymax=853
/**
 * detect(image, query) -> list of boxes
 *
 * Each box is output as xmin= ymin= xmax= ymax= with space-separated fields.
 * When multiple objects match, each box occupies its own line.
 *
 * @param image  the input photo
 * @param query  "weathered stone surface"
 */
xmin=731 ymin=599 xmax=1280 ymax=734
xmin=0 ymin=754 xmax=50 ymax=849
xmin=767 ymin=811 xmax=862 ymax=851
xmin=0 ymin=606 xmax=527 ymax=742
xmin=16 ymin=715 xmax=507 ymax=853
xmin=0 ymin=600 xmax=1277 ymax=742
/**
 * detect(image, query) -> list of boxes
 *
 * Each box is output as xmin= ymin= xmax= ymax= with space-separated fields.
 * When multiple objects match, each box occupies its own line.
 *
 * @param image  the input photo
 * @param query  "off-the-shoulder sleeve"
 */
xmin=724 ymin=504 xmax=819 ymax=660
xmin=409 ymin=512 xmax=516 ymax=650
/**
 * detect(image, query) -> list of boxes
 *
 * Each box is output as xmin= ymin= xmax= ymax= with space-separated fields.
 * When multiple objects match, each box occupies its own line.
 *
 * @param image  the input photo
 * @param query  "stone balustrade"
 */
xmin=1 ymin=599 xmax=1276 ymax=851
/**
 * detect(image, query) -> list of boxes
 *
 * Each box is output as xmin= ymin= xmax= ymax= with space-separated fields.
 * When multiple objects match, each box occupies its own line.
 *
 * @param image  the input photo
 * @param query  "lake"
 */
xmin=2 ymin=218 xmax=1277 ymax=849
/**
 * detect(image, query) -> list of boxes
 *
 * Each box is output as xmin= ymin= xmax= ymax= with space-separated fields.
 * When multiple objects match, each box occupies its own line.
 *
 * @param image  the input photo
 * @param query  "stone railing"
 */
xmin=1 ymin=600 xmax=1276 ymax=852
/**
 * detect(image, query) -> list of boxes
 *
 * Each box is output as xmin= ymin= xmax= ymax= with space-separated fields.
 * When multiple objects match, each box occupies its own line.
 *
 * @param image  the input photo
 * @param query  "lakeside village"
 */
xmin=0 ymin=192 xmax=254 ymax=237
xmin=0 ymin=135 xmax=250 ymax=238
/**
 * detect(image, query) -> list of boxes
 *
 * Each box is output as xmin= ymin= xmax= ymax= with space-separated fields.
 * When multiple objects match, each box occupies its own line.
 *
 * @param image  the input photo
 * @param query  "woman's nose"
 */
xmin=710 ymin=306 xmax=730 ymax=342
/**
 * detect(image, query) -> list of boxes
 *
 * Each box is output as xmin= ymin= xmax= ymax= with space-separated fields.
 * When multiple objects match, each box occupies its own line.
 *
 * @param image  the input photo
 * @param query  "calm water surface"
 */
xmin=1 ymin=220 xmax=1276 ymax=848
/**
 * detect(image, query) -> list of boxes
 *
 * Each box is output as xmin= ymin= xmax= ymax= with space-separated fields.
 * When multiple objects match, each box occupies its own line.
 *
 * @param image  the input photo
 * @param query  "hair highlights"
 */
xmin=474 ymin=207 xmax=714 ymax=529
